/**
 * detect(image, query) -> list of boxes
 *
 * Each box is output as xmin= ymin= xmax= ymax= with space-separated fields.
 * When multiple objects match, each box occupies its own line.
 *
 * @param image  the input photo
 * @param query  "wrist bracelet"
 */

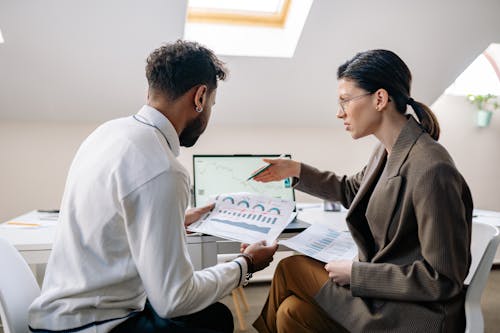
xmin=242 ymin=272 xmax=252 ymax=286
xmin=237 ymin=253 xmax=255 ymax=273
xmin=234 ymin=260 xmax=243 ymax=286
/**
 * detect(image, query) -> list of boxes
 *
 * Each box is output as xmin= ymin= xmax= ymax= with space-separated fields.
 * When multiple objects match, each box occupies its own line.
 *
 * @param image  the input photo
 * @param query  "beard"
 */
xmin=179 ymin=115 xmax=206 ymax=147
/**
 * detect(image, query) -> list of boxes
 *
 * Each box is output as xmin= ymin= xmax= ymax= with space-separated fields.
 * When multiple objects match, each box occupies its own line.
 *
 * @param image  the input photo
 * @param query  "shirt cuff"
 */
xmin=233 ymin=257 xmax=249 ymax=287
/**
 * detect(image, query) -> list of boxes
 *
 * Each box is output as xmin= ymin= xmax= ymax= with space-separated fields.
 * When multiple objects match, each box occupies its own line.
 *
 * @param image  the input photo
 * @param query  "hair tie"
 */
xmin=407 ymin=97 xmax=422 ymax=118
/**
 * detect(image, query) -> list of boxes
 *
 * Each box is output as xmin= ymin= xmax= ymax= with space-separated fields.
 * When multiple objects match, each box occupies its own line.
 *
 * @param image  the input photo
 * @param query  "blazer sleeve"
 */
xmin=294 ymin=163 xmax=366 ymax=209
xmin=350 ymin=163 xmax=473 ymax=302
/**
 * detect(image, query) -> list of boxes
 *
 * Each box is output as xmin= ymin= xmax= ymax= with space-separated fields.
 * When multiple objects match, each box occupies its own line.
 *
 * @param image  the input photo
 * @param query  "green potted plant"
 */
xmin=467 ymin=93 xmax=499 ymax=127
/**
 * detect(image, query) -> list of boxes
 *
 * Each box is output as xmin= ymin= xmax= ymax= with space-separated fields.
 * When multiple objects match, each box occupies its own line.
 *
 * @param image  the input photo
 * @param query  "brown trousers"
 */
xmin=253 ymin=255 xmax=349 ymax=333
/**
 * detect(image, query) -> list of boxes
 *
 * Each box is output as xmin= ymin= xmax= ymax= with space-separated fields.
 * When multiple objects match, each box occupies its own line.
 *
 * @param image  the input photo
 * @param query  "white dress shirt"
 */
xmin=29 ymin=105 xmax=248 ymax=332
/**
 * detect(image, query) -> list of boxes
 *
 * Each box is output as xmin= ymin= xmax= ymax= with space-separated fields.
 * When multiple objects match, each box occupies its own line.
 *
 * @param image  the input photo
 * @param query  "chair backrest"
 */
xmin=0 ymin=237 xmax=40 ymax=333
xmin=464 ymin=222 xmax=500 ymax=333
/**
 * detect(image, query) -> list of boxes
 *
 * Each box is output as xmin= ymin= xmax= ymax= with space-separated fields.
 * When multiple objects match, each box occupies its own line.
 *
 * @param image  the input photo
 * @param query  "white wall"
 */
xmin=1 ymin=95 xmax=499 ymax=222
xmin=0 ymin=121 xmax=98 ymax=221
xmin=0 ymin=118 xmax=376 ymax=221
xmin=433 ymin=95 xmax=500 ymax=211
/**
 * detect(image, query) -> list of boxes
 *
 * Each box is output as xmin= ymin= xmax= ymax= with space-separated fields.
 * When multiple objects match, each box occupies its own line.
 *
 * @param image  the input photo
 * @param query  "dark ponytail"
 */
xmin=407 ymin=98 xmax=440 ymax=140
xmin=338 ymin=49 xmax=440 ymax=140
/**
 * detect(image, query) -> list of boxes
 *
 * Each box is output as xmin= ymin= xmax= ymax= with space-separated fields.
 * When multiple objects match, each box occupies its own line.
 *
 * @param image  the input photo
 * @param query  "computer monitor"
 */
xmin=192 ymin=154 xmax=295 ymax=207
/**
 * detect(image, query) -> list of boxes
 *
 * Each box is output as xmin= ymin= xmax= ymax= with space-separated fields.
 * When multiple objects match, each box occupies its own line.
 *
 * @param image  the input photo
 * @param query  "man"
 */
xmin=29 ymin=40 xmax=278 ymax=333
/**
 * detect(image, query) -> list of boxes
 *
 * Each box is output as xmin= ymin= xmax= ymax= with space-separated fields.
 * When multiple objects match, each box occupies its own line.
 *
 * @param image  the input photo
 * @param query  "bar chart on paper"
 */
xmin=280 ymin=224 xmax=358 ymax=263
xmin=188 ymin=193 xmax=295 ymax=243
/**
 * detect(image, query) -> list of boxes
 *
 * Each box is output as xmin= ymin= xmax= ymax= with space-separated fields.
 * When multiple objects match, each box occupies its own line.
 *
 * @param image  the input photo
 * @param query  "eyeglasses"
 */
xmin=338 ymin=92 xmax=373 ymax=113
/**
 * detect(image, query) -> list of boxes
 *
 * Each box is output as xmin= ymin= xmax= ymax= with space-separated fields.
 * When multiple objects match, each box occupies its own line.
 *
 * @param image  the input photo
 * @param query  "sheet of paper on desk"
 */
xmin=188 ymin=192 xmax=295 ymax=244
xmin=1 ymin=221 xmax=57 ymax=229
xmin=0 ymin=211 xmax=58 ymax=229
xmin=279 ymin=224 xmax=358 ymax=263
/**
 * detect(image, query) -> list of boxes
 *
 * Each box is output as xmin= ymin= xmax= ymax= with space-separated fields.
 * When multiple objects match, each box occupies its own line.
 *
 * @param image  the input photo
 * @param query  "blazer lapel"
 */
xmin=346 ymin=145 xmax=386 ymax=220
xmin=368 ymin=117 xmax=424 ymax=251
xmin=346 ymin=117 xmax=425 ymax=256
xmin=383 ymin=117 xmax=424 ymax=179
xmin=366 ymin=175 xmax=402 ymax=250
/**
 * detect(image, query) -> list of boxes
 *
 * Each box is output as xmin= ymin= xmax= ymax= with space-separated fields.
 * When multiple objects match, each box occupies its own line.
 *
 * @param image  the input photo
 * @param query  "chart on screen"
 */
xmin=193 ymin=155 xmax=294 ymax=207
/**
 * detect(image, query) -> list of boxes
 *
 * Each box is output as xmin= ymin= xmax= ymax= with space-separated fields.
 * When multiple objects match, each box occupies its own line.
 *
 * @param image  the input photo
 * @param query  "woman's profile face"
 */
xmin=337 ymin=78 xmax=381 ymax=139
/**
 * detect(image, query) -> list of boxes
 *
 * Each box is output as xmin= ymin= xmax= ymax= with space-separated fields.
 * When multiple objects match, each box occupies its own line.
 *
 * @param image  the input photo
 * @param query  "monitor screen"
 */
xmin=193 ymin=154 xmax=295 ymax=207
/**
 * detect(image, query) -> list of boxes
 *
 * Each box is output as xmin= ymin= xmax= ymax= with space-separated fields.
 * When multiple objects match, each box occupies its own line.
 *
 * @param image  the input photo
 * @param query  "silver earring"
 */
xmin=195 ymin=106 xmax=203 ymax=113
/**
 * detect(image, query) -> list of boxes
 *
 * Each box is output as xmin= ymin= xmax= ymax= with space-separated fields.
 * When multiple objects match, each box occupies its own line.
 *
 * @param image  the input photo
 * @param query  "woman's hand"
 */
xmin=324 ymin=260 xmax=353 ymax=286
xmin=184 ymin=203 xmax=215 ymax=228
xmin=252 ymin=158 xmax=301 ymax=183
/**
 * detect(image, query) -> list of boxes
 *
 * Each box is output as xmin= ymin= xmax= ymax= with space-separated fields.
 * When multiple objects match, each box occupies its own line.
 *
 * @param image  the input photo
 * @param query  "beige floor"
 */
xmin=2 ymin=269 xmax=499 ymax=333
xmin=220 ymin=268 xmax=500 ymax=333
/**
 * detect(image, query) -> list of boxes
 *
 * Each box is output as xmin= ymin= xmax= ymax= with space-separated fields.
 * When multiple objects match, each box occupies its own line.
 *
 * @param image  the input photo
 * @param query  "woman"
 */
xmin=252 ymin=50 xmax=473 ymax=333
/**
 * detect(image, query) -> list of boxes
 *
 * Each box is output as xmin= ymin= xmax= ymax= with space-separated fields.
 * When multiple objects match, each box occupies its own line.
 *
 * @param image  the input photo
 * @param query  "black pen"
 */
xmin=37 ymin=209 xmax=60 ymax=213
xmin=246 ymin=154 xmax=285 ymax=181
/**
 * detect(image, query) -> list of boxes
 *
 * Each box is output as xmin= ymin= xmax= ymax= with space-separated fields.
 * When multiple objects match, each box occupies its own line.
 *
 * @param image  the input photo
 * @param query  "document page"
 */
xmin=280 ymin=224 xmax=358 ymax=263
xmin=0 ymin=210 xmax=58 ymax=229
xmin=188 ymin=192 xmax=295 ymax=244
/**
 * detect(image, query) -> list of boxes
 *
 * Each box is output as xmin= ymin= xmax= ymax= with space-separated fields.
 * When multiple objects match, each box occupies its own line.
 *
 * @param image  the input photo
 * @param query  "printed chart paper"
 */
xmin=280 ymin=224 xmax=358 ymax=263
xmin=188 ymin=192 xmax=295 ymax=244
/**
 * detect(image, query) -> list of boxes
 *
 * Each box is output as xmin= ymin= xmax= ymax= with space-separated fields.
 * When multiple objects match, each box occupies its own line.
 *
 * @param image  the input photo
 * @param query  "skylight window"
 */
xmin=184 ymin=0 xmax=313 ymax=58
xmin=445 ymin=43 xmax=500 ymax=96
xmin=189 ymin=0 xmax=285 ymax=18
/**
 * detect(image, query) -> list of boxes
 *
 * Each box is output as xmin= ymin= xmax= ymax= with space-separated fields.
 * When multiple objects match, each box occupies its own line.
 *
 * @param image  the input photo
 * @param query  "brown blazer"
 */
xmin=296 ymin=117 xmax=473 ymax=332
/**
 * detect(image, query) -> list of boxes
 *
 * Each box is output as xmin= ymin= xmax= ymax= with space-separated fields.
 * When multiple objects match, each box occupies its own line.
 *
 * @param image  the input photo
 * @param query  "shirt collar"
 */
xmin=136 ymin=105 xmax=181 ymax=157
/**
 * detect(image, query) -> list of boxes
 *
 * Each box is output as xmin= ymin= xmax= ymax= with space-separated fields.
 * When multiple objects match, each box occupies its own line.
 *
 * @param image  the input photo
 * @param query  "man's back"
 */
xmin=28 ymin=108 xmax=185 ymax=330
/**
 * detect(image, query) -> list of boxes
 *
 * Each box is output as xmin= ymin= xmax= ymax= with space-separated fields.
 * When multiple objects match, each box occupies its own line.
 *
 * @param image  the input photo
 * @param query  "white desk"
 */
xmin=0 ymin=211 xmax=62 ymax=269
xmin=0 ymin=209 xmax=344 ymax=269
xmin=1 ymin=208 xmax=499 ymax=277
xmin=472 ymin=209 xmax=500 ymax=227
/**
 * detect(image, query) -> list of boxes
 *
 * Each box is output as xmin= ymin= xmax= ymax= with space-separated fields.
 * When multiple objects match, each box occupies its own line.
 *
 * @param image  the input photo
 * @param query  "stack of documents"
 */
xmin=188 ymin=192 xmax=359 ymax=263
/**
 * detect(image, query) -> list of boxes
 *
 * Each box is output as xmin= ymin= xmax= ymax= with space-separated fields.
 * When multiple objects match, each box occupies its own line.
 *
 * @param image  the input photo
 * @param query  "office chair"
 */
xmin=0 ymin=237 xmax=40 ymax=333
xmin=464 ymin=222 xmax=500 ymax=333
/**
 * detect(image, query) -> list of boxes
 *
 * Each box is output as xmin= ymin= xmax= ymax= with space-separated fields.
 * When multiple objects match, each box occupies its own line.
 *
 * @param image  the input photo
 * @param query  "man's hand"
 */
xmin=184 ymin=203 xmax=215 ymax=228
xmin=242 ymin=240 xmax=278 ymax=272
xmin=240 ymin=243 xmax=249 ymax=253
xmin=324 ymin=260 xmax=353 ymax=286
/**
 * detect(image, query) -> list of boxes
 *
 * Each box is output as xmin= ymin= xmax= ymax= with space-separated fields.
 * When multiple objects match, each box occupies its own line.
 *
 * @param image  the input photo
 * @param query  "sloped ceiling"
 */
xmin=0 ymin=0 xmax=499 ymax=126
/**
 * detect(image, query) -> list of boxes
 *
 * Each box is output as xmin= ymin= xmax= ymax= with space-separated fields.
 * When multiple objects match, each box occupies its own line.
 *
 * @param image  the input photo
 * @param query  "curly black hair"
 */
xmin=146 ymin=40 xmax=228 ymax=100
